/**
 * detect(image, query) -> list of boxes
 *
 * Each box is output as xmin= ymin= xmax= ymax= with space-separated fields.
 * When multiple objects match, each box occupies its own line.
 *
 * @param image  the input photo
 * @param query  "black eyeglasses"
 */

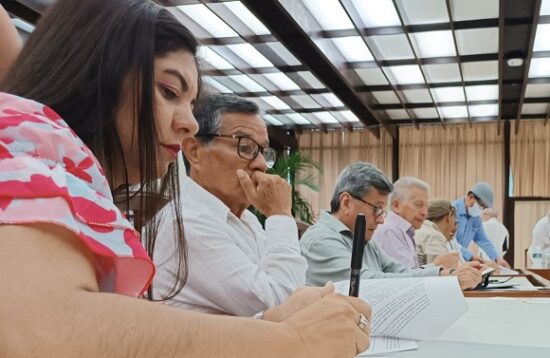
xmin=197 ymin=134 xmax=277 ymax=168
xmin=349 ymin=194 xmax=387 ymax=218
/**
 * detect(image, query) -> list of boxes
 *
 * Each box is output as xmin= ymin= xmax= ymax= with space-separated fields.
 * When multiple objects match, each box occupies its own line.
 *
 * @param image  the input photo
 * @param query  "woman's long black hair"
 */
xmin=1 ymin=0 xmax=198 ymax=299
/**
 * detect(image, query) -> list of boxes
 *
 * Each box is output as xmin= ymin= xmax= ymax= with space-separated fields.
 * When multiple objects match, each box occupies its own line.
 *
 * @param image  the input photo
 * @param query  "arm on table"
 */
xmin=0 ymin=223 xmax=370 ymax=358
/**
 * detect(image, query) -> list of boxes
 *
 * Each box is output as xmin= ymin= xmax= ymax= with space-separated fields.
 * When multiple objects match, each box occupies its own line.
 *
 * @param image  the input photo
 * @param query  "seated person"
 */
xmin=480 ymin=208 xmax=509 ymax=259
xmin=453 ymin=182 xmax=511 ymax=268
xmin=415 ymin=200 xmax=464 ymax=266
xmin=0 ymin=0 xmax=370 ymax=356
xmin=372 ymin=177 xmax=459 ymax=269
xmin=300 ymin=162 xmax=481 ymax=290
xmin=528 ymin=210 xmax=550 ymax=262
xmin=153 ymin=94 xmax=307 ymax=316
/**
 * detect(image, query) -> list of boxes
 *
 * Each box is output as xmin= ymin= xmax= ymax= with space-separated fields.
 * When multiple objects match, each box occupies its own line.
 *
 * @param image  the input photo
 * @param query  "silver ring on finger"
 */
xmin=357 ymin=313 xmax=369 ymax=330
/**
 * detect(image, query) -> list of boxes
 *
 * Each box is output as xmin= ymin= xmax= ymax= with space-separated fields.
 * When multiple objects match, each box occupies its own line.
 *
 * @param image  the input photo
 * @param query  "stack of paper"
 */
xmin=334 ymin=277 xmax=468 ymax=356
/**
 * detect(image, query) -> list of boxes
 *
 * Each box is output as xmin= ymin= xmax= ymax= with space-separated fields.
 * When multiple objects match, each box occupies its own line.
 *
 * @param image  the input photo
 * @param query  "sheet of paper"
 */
xmin=435 ymin=297 xmax=550 ymax=348
xmin=357 ymin=336 xmax=417 ymax=356
xmin=335 ymin=277 xmax=467 ymax=340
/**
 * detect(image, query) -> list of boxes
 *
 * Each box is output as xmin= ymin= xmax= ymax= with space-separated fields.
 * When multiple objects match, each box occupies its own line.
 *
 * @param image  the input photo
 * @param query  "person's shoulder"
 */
xmin=301 ymin=222 xmax=344 ymax=250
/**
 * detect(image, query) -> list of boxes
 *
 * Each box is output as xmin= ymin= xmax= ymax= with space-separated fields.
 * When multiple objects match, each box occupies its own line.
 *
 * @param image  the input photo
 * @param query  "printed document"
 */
xmin=357 ymin=336 xmax=417 ymax=356
xmin=335 ymin=277 xmax=467 ymax=340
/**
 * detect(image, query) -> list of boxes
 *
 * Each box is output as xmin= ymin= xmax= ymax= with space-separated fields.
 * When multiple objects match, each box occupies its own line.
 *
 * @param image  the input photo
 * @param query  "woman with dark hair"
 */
xmin=0 ymin=0 xmax=371 ymax=357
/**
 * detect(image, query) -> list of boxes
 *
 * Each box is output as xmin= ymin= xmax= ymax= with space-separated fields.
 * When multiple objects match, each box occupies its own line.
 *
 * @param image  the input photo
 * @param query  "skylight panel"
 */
xmin=286 ymin=113 xmax=311 ymax=125
xmin=339 ymin=110 xmax=360 ymax=122
xmin=400 ymin=0 xmax=449 ymax=25
xmin=355 ymin=68 xmax=389 ymax=85
xmin=369 ymin=34 xmax=415 ymax=60
xmin=422 ymin=63 xmax=461 ymax=83
xmin=439 ymin=105 xmax=468 ymax=118
xmin=290 ymin=95 xmax=322 ymax=108
xmin=262 ymin=96 xmax=291 ymax=110
xmin=332 ymin=37 xmax=374 ymax=62
xmin=521 ymin=103 xmax=548 ymax=115
xmin=528 ymin=58 xmax=550 ymax=78
xmin=541 ymin=0 xmax=550 ymax=15
xmin=411 ymin=30 xmax=456 ymax=58
xmin=533 ymin=24 xmax=550 ymax=52
xmin=385 ymin=109 xmax=409 ymax=119
xmin=525 ymin=84 xmax=550 ymax=98
xmin=266 ymin=42 xmax=301 ymax=66
xmin=430 ymin=87 xmax=465 ymax=103
xmin=386 ymin=65 xmax=424 ymax=84
xmin=451 ymin=0 xmax=499 ymax=21
xmin=199 ymin=47 xmax=235 ymax=70
xmin=203 ymin=77 xmax=233 ymax=94
xmin=227 ymin=43 xmax=274 ymax=68
xmin=465 ymin=85 xmax=499 ymax=101
xmin=352 ymin=0 xmax=401 ymax=27
xmin=263 ymin=73 xmax=300 ymax=91
xmin=317 ymin=93 xmax=344 ymax=107
xmin=469 ymin=104 xmax=498 ymax=117
xmin=296 ymin=71 xmax=325 ymax=89
xmin=403 ymin=89 xmax=433 ymax=103
xmin=313 ymin=111 xmax=339 ymax=124
xmin=263 ymin=114 xmax=284 ymax=126
xmin=228 ymin=75 xmax=266 ymax=92
xmin=178 ymin=4 xmax=238 ymax=38
xmin=413 ymin=108 xmax=439 ymax=119
xmin=224 ymin=2 xmax=271 ymax=35
xmin=303 ymin=0 xmax=354 ymax=30
xmin=461 ymin=61 xmax=498 ymax=81
xmin=372 ymin=91 xmax=401 ymax=104
xmin=455 ymin=28 xmax=498 ymax=55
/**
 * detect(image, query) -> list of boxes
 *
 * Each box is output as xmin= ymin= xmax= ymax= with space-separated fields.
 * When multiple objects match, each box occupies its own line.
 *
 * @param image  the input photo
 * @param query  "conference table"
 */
xmin=368 ymin=270 xmax=550 ymax=357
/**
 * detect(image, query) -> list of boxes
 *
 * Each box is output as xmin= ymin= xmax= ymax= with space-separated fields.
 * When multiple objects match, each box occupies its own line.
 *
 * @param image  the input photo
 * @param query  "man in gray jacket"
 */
xmin=300 ymin=162 xmax=481 ymax=290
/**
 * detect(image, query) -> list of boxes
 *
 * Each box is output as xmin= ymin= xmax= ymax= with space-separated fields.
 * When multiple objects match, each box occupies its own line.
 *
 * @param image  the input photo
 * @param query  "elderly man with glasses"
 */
xmin=300 ymin=162 xmax=481 ymax=291
xmin=453 ymin=182 xmax=511 ymax=268
xmin=152 ymin=94 xmax=307 ymax=316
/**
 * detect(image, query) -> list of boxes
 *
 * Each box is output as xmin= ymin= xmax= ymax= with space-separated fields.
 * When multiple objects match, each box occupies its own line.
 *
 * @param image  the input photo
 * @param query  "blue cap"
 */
xmin=470 ymin=182 xmax=494 ymax=208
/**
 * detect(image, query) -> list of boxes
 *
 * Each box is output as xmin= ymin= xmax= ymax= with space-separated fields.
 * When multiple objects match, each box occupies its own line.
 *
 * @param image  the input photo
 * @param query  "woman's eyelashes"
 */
xmin=159 ymin=83 xmax=179 ymax=100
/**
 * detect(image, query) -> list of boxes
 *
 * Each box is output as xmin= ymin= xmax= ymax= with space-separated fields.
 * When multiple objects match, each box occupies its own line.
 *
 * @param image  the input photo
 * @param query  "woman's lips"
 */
xmin=161 ymin=144 xmax=181 ymax=160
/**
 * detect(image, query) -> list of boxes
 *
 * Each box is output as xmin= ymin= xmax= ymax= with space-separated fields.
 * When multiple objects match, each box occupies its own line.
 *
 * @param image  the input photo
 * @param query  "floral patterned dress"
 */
xmin=0 ymin=92 xmax=154 ymax=297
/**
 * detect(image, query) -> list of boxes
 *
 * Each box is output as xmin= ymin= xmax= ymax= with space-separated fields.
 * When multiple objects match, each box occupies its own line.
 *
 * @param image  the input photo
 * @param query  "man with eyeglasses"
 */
xmin=453 ymin=182 xmax=511 ymax=269
xmin=152 ymin=94 xmax=307 ymax=316
xmin=300 ymin=163 xmax=481 ymax=291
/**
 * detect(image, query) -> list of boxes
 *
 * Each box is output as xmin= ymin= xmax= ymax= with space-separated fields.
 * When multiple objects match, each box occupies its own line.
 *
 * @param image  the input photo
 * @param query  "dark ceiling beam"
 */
xmin=267 ymin=126 xmax=298 ymax=151
xmin=241 ymin=0 xmax=391 ymax=139
xmin=514 ymin=0 xmax=542 ymax=133
xmin=2 ymin=0 xmax=42 ymax=23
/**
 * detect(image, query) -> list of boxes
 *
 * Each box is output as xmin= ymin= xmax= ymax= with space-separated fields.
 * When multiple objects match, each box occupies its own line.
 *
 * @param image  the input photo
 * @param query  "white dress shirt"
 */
xmin=529 ymin=215 xmax=550 ymax=257
xmin=152 ymin=177 xmax=307 ymax=316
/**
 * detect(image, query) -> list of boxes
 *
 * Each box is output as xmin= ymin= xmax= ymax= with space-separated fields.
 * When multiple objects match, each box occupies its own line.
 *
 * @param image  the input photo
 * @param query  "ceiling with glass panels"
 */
xmin=6 ymin=0 xmax=550 ymax=136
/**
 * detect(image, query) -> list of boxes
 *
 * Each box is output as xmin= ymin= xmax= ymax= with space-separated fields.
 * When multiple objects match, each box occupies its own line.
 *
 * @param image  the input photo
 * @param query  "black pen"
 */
xmin=349 ymin=213 xmax=366 ymax=297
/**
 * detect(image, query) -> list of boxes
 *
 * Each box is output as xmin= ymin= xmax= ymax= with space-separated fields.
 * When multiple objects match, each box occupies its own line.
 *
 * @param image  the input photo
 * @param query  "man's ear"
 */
xmin=339 ymin=192 xmax=352 ymax=213
xmin=181 ymin=137 xmax=202 ymax=170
